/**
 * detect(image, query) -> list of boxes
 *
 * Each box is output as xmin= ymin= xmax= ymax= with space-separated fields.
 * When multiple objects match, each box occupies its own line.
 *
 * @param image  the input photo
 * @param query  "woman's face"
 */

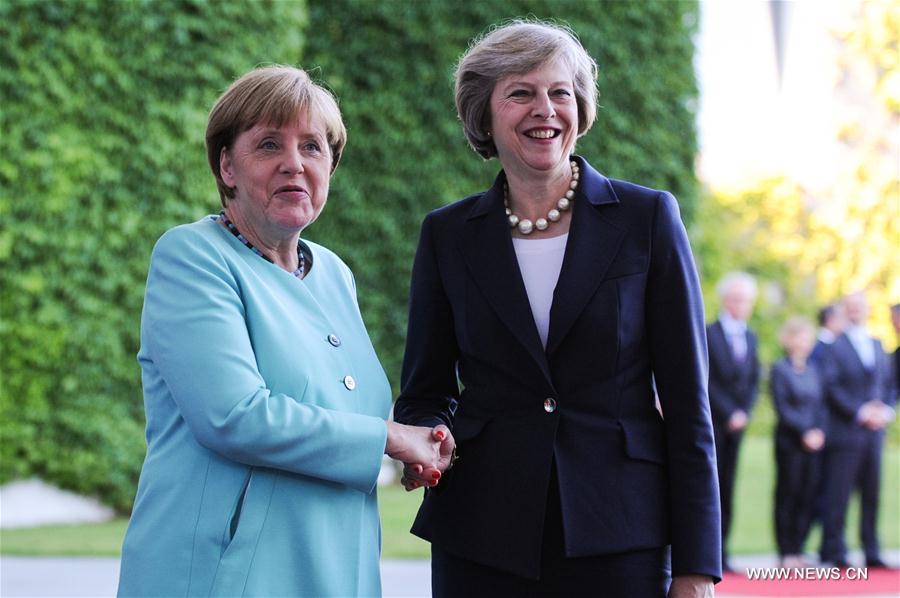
xmin=488 ymin=58 xmax=578 ymax=178
xmin=220 ymin=110 xmax=331 ymax=235
xmin=785 ymin=330 xmax=815 ymax=360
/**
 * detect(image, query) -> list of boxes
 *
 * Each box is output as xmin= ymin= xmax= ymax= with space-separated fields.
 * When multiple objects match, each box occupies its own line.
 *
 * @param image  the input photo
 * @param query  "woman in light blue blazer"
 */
xmin=118 ymin=66 xmax=453 ymax=597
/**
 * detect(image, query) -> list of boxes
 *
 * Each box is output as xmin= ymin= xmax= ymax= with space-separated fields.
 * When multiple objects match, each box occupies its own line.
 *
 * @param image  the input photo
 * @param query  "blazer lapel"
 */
xmin=546 ymin=158 xmax=625 ymax=355
xmin=710 ymin=321 xmax=738 ymax=372
xmin=461 ymin=173 xmax=554 ymax=387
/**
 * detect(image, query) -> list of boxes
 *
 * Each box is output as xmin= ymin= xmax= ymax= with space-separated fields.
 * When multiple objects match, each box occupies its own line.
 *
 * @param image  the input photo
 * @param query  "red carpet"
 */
xmin=718 ymin=567 xmax=900 ymax=596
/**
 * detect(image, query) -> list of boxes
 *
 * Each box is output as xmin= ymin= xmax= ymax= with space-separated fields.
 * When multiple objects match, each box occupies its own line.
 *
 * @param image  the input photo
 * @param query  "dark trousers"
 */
xmin=774 ymin=435 xmax=822 ymax=556
xmin=820 ymin=434 xmax=883 ymax=563
xmin=713 ymin=425 xmax=743 ymax=563
xmin=431 ymin=465 xmax=672 ymax=598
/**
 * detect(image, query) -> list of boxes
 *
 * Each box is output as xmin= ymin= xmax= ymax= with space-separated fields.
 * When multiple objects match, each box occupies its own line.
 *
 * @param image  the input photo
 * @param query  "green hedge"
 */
xmin=0 ymin=0 xmax=308 ymax=511
xmin=303 ymin=0 xmax=700 ymax=394
xmin=0 ymin=0 xmax=698 ymax=511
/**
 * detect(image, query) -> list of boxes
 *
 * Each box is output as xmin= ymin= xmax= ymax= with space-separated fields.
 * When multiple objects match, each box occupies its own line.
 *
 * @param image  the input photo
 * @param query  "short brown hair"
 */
xmin=205 ymin=65 xmax=347 ymax=205
xmin=455 ymin=20 xmax=599 ymax=159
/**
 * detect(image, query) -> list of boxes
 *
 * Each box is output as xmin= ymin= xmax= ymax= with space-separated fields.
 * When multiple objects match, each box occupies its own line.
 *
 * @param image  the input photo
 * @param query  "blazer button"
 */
xmin=343 ymin=375 xmax=356 ymax=391
xmin=543 ymin=397 xmax=557 ymax=413
xmin=327 ymin=333 xmax=342 ymax=347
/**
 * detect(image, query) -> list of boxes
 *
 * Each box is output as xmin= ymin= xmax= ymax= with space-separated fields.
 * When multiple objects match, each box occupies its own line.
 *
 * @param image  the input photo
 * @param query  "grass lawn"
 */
xmin=2 ymin=436 xmax=896 ymax=558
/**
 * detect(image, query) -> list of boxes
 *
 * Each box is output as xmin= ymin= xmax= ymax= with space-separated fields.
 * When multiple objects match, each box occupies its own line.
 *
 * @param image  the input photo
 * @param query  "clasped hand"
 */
xmin=385 ymin=422 xmax=456 ymax=491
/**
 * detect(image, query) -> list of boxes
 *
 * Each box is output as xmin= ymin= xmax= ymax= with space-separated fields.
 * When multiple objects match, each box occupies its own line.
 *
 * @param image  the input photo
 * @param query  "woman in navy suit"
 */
xmin=771 ymin=317 xmax=826 ymax=567
xmin=394 ymin=20 xmax=720 ymax=598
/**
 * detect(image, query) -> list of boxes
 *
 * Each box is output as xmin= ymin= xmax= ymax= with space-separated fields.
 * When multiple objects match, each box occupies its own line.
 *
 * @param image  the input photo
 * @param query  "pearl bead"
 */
xmin=535 ymin=218 xmax=548 ymax=231
xmin=565 ymin=189 xmax=575 ymax=199
xmin=517 ymin=219 xmax=534 ymax=235
xmin=548 ymin=209 xmax=560 ymax=222
xmin=508 ymin=214 xmax=519 ymax=227
xmin=505 ymin=207 xmax=511 ymax=216
xmin=569 ymin=179 xmax=578 ymax=189
xmin=558 ymin=197 xmax=570 ymax=210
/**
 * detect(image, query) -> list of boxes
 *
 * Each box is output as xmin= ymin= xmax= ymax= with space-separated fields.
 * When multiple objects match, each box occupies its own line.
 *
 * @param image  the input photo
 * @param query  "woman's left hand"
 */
xmin=400 ymin=425 xmax=455 ymax=491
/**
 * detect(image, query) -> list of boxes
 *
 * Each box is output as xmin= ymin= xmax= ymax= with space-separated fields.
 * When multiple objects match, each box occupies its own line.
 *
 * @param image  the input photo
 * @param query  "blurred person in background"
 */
xmin=395 ymin=20 xmax=720 ymax=598
xmin=706 ymin=271 xmax=760 ymax=572
xmin=819 ymin=291 xmax=895 ymax=569
xmin=117 ymin=66 xmax=448 ymax=597
xmin=808 ymin=302 xmax=847 ymax=528
xmin=811 ymin=303 xmax=847 ymax=364
xmin=891 ymin=303 xmax=900 ymax=403
xmin=771 ymin=317 xmax=826 ymax=568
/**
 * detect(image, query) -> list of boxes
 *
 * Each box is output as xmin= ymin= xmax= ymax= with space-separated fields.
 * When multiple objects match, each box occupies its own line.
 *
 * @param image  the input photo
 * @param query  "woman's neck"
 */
xmin=504 ymin=161 xmax=576 ymax=239
xmin=505 ymin=164 xmax=572 ymax=220
xmin=222 ymin=205 xmax=300 ymax=272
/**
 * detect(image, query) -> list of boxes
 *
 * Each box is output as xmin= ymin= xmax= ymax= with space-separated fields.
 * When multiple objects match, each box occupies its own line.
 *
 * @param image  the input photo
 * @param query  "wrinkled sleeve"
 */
xmin=394 ymin=213 xmax=459 ymax=429
xmin=141 ymin=228 xmax=387 ymax=494
xmin=645 ymin=192 xmax=722 ymax=581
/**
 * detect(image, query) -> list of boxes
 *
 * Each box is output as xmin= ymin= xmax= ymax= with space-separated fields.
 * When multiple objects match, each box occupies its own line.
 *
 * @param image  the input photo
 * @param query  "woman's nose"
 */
xmin=531 ymin=93 xmax=556 ymax=119
xmin=280 ymin=146 xmax=305 ymax=174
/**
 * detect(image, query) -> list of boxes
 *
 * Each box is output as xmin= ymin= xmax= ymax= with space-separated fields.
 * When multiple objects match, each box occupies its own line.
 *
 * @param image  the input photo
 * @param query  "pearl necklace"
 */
xmin=504 ymin=160 xmax=580 ymax=235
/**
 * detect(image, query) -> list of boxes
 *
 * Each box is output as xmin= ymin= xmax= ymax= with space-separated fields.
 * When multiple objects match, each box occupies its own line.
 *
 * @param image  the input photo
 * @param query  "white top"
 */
xmin=845 ymin=324 xmax=875 ymax=368
xmin=719 ymin=311 xmax=749 ymax=361
xmin=512 ymin=233 xmax=569 ymax=348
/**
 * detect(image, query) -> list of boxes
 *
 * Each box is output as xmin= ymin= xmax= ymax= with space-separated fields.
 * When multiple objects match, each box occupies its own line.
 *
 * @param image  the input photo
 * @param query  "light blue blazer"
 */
xmin=118 ymin=216 xmax=392 ymax=597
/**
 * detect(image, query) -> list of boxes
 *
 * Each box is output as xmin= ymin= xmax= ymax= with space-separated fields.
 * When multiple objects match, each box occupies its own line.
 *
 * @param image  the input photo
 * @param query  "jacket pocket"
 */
xmin=222 ymin=469 xmax=252 ymax=553
xmin=619 ymin=419 xmax=667 ymax=465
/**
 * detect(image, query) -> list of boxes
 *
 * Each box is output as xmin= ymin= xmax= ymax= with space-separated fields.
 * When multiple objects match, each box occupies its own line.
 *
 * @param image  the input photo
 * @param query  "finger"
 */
xmin=432 ymin=424 xmax=450 ymax=442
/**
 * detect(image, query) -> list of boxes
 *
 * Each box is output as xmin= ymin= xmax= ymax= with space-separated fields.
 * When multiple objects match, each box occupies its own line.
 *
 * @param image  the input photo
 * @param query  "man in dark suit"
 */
xmin=707 ymin=272 xmax=760 ymax=572
xmin=819 ymin=292 xmax=896 ymax=568
xmin=810 ymin=303 xmax=846 ymax=365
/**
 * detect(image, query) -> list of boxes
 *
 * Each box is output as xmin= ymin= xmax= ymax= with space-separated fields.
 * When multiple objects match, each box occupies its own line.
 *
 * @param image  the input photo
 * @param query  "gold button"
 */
xmin=343 ymin=375 xmax=356 ymax=391
xmin=543 ymin=398 xmax=557 ymax=413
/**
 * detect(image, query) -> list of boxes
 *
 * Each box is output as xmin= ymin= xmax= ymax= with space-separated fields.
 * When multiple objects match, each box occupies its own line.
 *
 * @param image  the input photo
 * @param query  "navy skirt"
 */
xmin=431 ymin=464 xmax=672 ymax=598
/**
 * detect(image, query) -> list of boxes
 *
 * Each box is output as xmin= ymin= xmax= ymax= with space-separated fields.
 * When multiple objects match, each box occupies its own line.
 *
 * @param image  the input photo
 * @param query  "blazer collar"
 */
xmin=461 ymin=156 xmax=626 ymax=380
xmin=545 ymin=157 xmax=625 ymax=354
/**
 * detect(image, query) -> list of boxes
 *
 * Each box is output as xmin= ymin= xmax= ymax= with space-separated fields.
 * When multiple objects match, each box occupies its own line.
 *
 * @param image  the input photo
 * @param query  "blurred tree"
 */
xmin=692 ymin=1 xmax=899 ymax=435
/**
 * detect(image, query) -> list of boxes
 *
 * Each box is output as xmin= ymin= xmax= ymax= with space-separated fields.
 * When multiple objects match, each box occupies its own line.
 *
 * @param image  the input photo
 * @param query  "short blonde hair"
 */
xmin=779 ymin=316 xmax=815 ymax=351
xmin=205 ymin=65 xmax=347 ymax=205
xmin=455 ymin=20 xmax=599 ymax=159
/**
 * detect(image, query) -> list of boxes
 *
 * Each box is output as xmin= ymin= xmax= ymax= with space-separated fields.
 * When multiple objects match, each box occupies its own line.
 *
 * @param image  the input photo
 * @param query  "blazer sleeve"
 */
xmin=394 ymin=213 xmax=460 ymax=429
xmin=141 ymin=228 xmax=388 ymax=494
xmin=821 ymin=342 xmax=864 ymax=422
xmin=644 ymin=192 xmax=722 ymax=580
xmin=746 ymin=332 xmax=762 ymax=413
xmin=706 ymin=326 xmax=739 ymax=421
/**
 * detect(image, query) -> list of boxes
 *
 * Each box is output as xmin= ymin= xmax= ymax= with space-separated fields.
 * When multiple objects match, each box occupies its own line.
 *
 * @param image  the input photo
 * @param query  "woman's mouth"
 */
xmin=525 ymin=128 xmax=560 ymax=139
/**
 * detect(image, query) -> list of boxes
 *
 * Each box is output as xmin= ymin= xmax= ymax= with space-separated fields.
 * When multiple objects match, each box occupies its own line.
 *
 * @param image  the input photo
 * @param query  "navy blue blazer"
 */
xmin=820 ymin=333 xmax=893 ymax=447
xmin=706 ymin=321 xmax=760 ymax=428
xmin=395 ymin=156 xmax=721 ymax=581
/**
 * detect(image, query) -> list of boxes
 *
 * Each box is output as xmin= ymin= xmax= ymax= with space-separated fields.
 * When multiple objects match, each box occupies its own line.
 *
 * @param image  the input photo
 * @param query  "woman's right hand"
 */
xmin=400 ymin=425 xmax=456 ymax=491
xmin=385 ymin=421 xmax=442 ymax=485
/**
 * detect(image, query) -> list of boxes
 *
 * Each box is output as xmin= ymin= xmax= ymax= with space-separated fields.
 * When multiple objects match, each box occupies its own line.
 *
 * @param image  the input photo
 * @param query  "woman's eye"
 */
xmin=553 ymin=89 xmax=572 ymax=97
xmin=303 ymin=142 xmax=322 ymax=153
xmin=259 ymin=140 xmax=278 ymax=150
xmin=509 ymin=89 xmax=530 ymax=98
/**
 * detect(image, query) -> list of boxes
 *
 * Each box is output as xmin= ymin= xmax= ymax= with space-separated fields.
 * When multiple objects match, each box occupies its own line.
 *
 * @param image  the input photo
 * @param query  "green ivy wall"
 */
xmin=0 ymin=0 xmax=698 ymax=511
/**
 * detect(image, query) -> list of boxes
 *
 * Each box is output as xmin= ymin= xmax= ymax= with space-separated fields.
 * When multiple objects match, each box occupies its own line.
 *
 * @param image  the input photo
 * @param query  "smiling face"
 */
xmin=220 ymin=110 xmax=331 ymax=237
xmin=488 ymin=58 xmax=578 ymax=179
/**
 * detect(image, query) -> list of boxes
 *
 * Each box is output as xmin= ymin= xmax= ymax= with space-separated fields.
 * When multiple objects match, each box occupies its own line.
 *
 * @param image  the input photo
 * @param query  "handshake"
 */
xmin=385 ymin=421 xmax=456 ymax=492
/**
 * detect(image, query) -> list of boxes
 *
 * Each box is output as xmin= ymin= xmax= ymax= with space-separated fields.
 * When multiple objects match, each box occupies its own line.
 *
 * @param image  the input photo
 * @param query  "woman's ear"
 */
xmin=220 ymin=147 xmax=235 ymax=187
